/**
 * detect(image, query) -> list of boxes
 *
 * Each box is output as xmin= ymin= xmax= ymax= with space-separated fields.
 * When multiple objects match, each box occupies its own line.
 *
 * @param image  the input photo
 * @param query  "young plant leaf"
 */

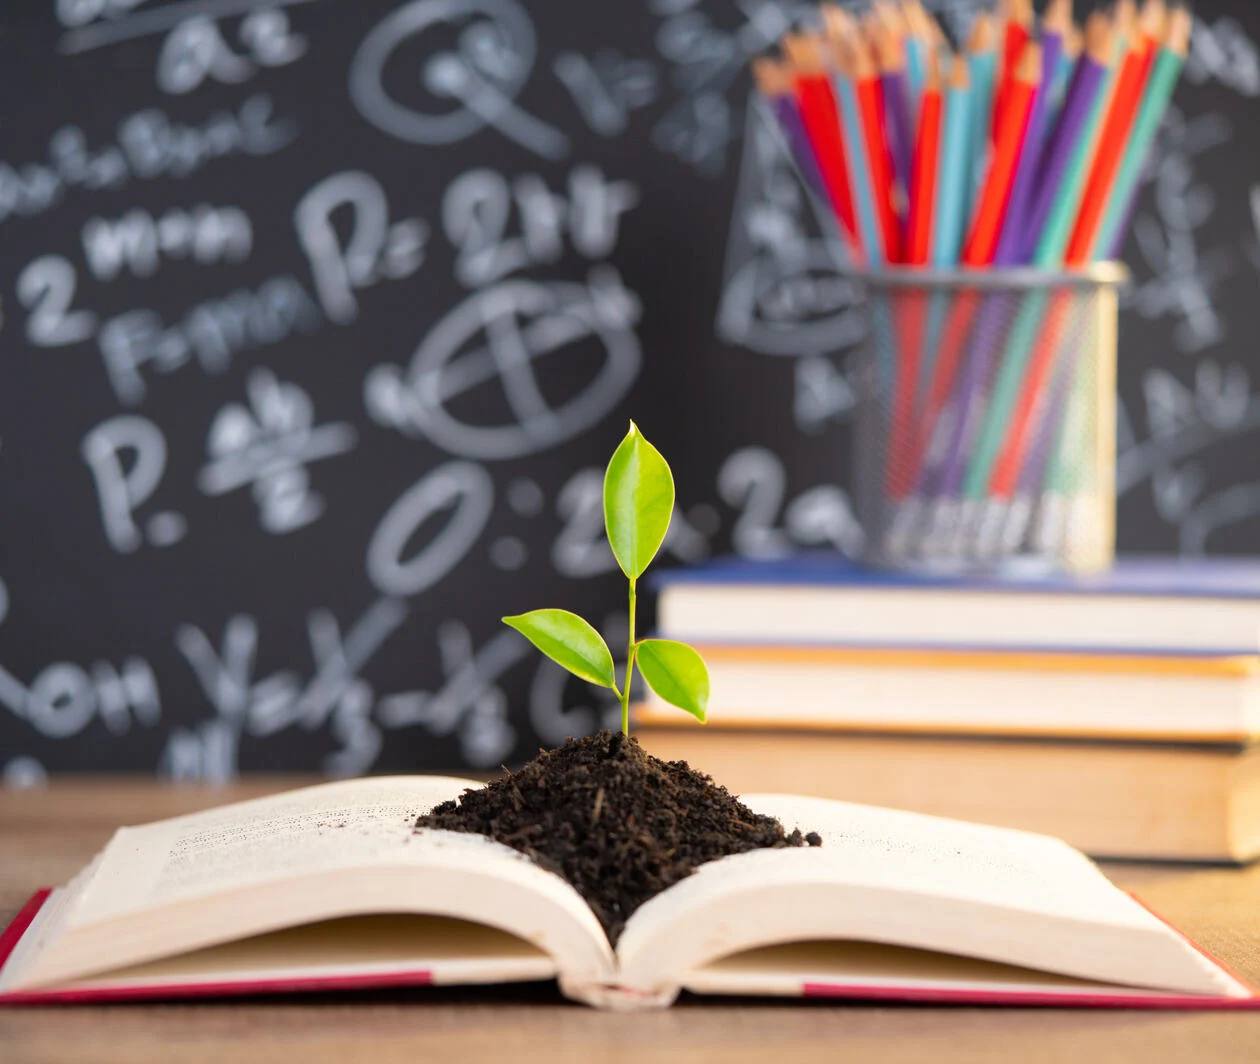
xmin=634 ymin=638 xmax=709 ymax=722
xmin=603 ymin=421 xmax=674 ymax=581
xmin=503 ymin=610 xmax=617 ymax=690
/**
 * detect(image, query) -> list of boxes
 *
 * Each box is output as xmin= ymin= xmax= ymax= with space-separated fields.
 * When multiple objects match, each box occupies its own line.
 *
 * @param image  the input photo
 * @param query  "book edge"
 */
xmin=632 ymin=707 xmax=1257 ymax=745
xmin=3 ymin=889 xmax=1255 ymax=1009
xmin=650 ymin=556 xmax=1260 ymax=600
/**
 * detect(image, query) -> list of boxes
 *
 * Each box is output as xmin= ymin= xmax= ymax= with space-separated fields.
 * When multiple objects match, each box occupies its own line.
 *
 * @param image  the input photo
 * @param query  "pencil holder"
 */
xmin=852 ymin=263 xmax=1126 ymax=574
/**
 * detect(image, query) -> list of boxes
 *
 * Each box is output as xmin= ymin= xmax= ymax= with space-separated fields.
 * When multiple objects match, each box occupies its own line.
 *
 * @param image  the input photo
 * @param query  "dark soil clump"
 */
xmin=416 ymin=730 xmax=821 ymax=943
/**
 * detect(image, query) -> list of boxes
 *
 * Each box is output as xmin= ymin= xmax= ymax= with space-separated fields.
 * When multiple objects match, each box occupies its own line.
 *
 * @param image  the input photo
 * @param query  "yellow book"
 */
xmin=635 ymin=727 xmax=1260 ymax=863
xmin=636 ymin=645 xmax=1260 ymax=742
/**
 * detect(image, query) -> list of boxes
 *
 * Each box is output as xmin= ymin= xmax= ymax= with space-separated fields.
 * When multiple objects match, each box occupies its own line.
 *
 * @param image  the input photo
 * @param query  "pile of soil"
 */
xmin=416 ymin=730 xmax=820 ymax=943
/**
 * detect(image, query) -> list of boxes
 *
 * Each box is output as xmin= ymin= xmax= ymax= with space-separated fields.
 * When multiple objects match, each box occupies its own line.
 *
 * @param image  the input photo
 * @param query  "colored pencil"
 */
xmin=907 ymin=54 xmax=943 ymax=265
xmin=932 ymin=56 xmax=974 ymax=266
xmin=873 ymin=22 xmax=916 ymax=208
xmin=907 ymin=288 xmax=981 ymax=493
xmin=964 ymin=15 xmax=999 ymax=222
xmin=1096 ymin=6 xmax=1190 ymax=260
xmin=752 ymin=59 xmax=828 ymax=199
xmin=993 ymin=0 xmax=1069 ymax=264
xmin=852 ymin=34 xmax=904 ymax=263
xmin=1064 ymin=4 xmax=1160 ymax=263
xmin=832 ymin=41 xmax=887 ymax=266
xmin=782 ymin=34 xmax=861 ymax=257
xmin=993 ymin=0 xmax=1033 ymax=141
xmin=903 ymin=0 xmax=940 ymax=108
xmin=963 ymin=44 xmax=1040 ymax=267
xmin=1052 ymin=21 xmax=1083 ymax=112
xmin=1020 ymin=13 xmax=1113 ymax=263
xmin=989 ymin=293 xmax=1078 ymax=497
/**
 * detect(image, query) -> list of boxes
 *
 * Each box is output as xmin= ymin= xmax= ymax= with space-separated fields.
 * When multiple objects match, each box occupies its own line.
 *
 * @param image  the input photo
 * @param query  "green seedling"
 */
xmin=503 ymin=422 xmax=710 ymax=735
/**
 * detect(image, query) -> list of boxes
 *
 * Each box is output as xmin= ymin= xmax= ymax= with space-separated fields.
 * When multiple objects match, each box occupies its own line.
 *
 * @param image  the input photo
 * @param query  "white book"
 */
xmin=654 ymin=556 xmax=1260 ymax=654
xmin=0 ymin=778 xmax=1253 ymax=1011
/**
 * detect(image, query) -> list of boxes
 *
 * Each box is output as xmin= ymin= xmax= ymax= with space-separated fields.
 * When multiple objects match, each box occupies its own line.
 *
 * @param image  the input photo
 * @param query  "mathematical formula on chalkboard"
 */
xmin=1 ymin=0 xmax=1258 ymax=783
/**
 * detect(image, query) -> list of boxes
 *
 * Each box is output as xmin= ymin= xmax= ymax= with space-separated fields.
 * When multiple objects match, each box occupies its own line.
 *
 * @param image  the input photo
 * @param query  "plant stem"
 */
xmin=622 ymin=577 xmax=637 ymax=735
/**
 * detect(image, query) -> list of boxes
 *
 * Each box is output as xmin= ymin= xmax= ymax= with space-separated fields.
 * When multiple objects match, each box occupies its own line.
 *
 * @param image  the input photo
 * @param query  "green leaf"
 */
xmin=635 ymin=639 xmax=709 ymax=723
xmin=502 ymin=610 xmax=617 ymax=689
xmin=603 ymin=421 xmax=674 ymax=580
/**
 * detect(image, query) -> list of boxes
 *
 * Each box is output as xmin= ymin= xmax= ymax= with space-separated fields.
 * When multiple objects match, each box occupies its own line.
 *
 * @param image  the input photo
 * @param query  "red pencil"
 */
xmin=783 ymin=35 xmax=861 ymax=257
xmin=902 ymin=289 xmax=982 ymax=491
xmin=907 ymin=55 xmax=943 ymax=265
xmin=988 ymin=291 xmax=1073 ymax=496
xmin=992 ymin=0 xmax=1032 ymax=142
xmin=1065 ymin=3 xmax=1165 ymax=264
xmin=851 ymin=35 xmax=902 ymax=263
xmin=963 ymin=44 xmax=1040 ymax=267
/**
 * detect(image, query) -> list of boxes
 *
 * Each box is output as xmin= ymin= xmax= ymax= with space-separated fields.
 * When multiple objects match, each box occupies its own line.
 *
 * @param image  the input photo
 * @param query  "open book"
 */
xmin=1 ymin=778 xmax=1255 ymax=1011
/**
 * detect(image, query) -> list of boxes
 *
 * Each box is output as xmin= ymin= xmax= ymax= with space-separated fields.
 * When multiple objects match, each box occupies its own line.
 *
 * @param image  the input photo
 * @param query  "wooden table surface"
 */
xmin=2 ymin=779 xmax=1258 ymax=1064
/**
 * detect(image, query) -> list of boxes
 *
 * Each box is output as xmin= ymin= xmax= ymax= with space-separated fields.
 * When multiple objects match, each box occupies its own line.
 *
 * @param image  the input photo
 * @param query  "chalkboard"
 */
xmin=2 ymin=0 xmax=1258 ymax=784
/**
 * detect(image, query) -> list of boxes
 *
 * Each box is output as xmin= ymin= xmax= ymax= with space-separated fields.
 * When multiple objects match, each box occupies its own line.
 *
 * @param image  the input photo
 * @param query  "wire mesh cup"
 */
xmin=853 ymin=264 xmax=1126 ymax=574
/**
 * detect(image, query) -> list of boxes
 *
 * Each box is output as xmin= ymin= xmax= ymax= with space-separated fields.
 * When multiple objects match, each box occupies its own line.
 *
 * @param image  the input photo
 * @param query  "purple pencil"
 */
xmin=925 ymin=293 xmax=1009 ymax=497
xmin=873 ymin=24 xmax=916 ymax=206
xmin=1017 ymin=13 xmax=1112 ymax=263
xmin=752 ymin=59 xmax=828 ymax=198
xmin=993 ymin=0 xmax=1069 ymax=265
xmin=772 ymin=93 xmax=828 ymax=197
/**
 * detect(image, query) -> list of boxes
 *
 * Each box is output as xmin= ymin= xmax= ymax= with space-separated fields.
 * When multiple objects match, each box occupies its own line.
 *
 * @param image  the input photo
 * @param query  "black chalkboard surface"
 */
xmin=1 ymin=1 xmax=1258 ymax=781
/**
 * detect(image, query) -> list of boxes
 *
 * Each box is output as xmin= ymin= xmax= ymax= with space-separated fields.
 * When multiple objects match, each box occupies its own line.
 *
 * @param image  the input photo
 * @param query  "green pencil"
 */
xmin=1092 ymin=9 xmax=1192 ymax=260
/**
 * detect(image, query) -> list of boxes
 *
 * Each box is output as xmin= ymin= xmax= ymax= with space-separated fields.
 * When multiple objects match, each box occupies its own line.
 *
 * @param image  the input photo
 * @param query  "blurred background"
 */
xmin=1 ymin=0 xmax=1256 ymax=782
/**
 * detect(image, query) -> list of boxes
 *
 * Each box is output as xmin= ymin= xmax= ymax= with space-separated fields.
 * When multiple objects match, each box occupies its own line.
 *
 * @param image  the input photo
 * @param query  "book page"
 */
xmin=69 ymin=776 xmax=476 ymax=926
xmin=615 ymin=796 xmax=1238 ymax=998
xmin=745 ymin=795 xmax=1158 ymax=926
xmin=16 ymin=778 xmax=615 ymax=992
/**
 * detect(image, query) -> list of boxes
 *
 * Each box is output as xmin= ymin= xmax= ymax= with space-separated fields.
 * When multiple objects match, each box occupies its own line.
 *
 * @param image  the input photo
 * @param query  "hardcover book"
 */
xmin=654 ymin=555 xmax=1260 ymax=653
xmin=1 ymin=778 xmax=1255 ymax=1011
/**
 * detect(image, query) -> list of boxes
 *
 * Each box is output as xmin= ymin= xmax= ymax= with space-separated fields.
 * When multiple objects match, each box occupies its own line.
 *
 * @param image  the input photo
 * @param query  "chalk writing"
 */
xmin=82 ymin=203 xmax=253 ymax=281
xmin=0 ymin=96 xmax=295 ymax=226
xmin=366 ymin=461 xmax=495 ymax=596
xmin=376 ymin=620 xmax=519 ymax=767
xmin=365 ymin=268 xmax=642 ymax=459
xmin=718 ymin=445 xmax=864 ymax=558
xmin=1125 ymin=108 xmax=1232 ymax=354
xmin=82 ymin=415 xmax=187 ymax=552
xmin=198 ymin=368 xmax=358 ymax=534
xmin=97 ymin=273 xmax=322 ymax=404
xmin=0 ymin=653 xmax=160 ymax=741
xmin=349 ymin=0 xmax=568 ymax=159
xmin=553 ymin=50 xmax=658 ymax=137
xmin=442 ymin=165 xmax=637 ymax=288
xmin=294 ymin=170 xmax=428 ymax=324
xmin=1185 ymin=17 xmax=1260 ymax=97
xmin=172 ymin=596 xmax=407 ymax=779
xmin=156 ymin=9 xmax=307 ymax=96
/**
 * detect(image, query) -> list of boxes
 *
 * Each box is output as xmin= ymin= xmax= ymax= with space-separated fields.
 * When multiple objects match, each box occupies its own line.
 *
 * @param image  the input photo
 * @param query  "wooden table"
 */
xmin=2 ymin=780 xmax=1258 ymax=1063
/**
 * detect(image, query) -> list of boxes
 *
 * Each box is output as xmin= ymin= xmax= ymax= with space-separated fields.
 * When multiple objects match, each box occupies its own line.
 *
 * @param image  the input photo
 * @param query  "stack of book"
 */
xmin=635 ymin=556 xmax=1260 ymax=863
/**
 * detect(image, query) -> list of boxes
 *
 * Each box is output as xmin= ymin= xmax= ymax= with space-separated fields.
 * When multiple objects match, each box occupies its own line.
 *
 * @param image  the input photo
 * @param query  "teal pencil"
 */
xmin=932 ymin=56 xmax=973 ymax=266
xmin=905 ymin=33 xmax=927 ymax=105
xmin=964 ymin=14 xmax=999 ymax=222
xmin=1051 ymin=22 xmax=1082 ymax=113
xmin=833 ymin=48 xmax=887 ymax=266
xmin=1094 ymin=8 xmax=1192 ymax=260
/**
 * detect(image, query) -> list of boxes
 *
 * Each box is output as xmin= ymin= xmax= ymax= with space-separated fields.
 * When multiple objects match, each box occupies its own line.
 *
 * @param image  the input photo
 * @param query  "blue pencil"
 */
xmin=932 ymin=56 xmax=973 ymax=266
xmin=833 ymin=55 xmax=887 ymax=265
xmin=964 ymin=14 xmax=999 ymax=223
